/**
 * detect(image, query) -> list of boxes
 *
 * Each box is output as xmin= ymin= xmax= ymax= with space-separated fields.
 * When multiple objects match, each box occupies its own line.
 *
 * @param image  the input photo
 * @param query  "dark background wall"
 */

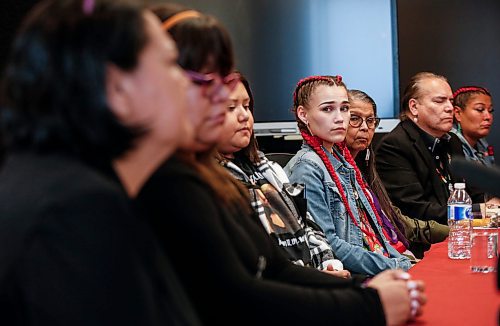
xmin=397 ymin=0 xmax=500 ymax=162
xmin=0 ymin=0 xmax=39 ymax=76
xmin=1 ymin=1 xmax=499 ymax=158
xmin=154 ymin=0 xmax=398 ymax=121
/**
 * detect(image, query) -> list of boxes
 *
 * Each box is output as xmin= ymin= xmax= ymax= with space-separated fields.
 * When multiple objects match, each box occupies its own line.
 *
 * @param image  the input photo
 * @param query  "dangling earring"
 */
xmin=305 ymin=121 xmax=314 ymax=136
xmin=413 ymin=115 xmax=418 ymax=123
xmin=364 ymin=148 xmax=370 ymax=167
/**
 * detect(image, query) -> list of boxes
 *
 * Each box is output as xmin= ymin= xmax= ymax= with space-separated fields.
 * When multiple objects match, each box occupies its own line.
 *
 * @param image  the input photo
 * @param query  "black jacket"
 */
xmin=136 ymin=156 xmax=386 ymax=325
xmin=375 ymin=120 xmax=482 ymax=225
xmin=0 ymin=152 xmax=199 ymax=325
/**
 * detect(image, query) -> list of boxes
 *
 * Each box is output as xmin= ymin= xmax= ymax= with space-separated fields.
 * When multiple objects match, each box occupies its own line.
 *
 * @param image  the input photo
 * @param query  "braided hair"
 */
xmin=347 ymin=89 xmax=408 ymax=241
xmin=294 ymin=76 xmax=385 ymax=240
xmin=453 ymin=86 xmax=491 ymax=109
xmin=293 ymin=75 xmax=343 ymax=131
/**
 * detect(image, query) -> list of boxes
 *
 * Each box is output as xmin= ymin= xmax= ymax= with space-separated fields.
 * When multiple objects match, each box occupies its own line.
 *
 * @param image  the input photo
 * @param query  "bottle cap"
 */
xmin=454 ymin=182 xmax=466 ymax=189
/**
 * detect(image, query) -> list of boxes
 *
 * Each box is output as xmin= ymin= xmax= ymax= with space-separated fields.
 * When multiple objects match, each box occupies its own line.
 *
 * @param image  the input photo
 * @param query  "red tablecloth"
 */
xmin=408 ymin=241 xmax=499 ymax=325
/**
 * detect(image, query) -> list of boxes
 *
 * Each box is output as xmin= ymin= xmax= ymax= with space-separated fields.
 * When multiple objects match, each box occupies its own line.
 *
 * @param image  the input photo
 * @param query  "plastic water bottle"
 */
xmin=447 ymin=182 xmax=473 ymax=259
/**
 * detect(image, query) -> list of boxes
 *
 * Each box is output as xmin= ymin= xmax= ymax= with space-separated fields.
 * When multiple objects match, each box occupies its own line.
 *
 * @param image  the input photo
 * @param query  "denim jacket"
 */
xmin=284 ymin=143 xmax=412 ymax=275
xmin=451 ymin=124 xmax=495 ymax=167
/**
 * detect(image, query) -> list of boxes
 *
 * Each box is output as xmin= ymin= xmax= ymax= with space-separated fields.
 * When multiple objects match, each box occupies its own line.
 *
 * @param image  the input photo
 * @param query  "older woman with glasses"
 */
xmin=349 ymin=115 xmax=381 ymax=130
xmin=346 ymin=90 xmax=449 ymax=259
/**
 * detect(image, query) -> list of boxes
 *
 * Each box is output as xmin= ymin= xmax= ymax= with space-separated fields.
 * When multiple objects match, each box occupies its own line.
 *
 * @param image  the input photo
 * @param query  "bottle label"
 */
xmin=448 ymin=204 xmax=472 ymax=220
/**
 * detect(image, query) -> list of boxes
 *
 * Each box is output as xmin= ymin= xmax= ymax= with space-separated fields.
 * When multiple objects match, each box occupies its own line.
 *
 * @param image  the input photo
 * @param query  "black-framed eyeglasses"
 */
xmin=349 ymin=115 xmax=380 ymax=129
xmin=185 ymin=70 xmax=240 ymax=92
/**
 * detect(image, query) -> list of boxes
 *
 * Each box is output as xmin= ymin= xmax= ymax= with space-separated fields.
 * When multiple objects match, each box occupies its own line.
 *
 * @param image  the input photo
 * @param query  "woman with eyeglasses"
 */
xmin=346 ymin=91 xmax=409 ymax=254
xmin=135 ymin=6 xmax=426 ymax=325
xmin=149 ymin=3 xmax=240 ymax=152
xmin=284 ymin=76 xmax=414 ymax=277
xmin=346 ymin=90 xmax=449 ymax=259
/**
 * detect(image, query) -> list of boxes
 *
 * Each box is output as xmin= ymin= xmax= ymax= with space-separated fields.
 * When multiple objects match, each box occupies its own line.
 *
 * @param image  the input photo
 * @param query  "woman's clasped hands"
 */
xmin=367 ymin=270 xmax=426 ymax=326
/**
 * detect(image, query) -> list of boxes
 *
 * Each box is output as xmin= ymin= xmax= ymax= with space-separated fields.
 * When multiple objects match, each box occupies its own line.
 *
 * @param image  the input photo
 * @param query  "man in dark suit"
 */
xmin=376 ymin=72 xmax=483 ymax=225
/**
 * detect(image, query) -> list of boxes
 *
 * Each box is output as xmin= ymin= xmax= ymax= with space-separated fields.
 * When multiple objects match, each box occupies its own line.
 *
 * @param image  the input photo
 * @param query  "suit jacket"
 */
xmin=375 ymin=120 xmax=482 ymax=225
xmin=0 ymin=152 xmax=199 ymax=325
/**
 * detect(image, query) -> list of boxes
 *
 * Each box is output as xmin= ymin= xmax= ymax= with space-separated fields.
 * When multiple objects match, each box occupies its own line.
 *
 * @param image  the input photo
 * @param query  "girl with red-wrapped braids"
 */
xmin=284 ymin=75 xmax=413 ymax=276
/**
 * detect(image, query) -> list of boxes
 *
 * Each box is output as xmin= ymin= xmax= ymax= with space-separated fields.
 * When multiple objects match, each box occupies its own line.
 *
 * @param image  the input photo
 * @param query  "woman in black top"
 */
xmin=136 ymin=4 xmax=425 ymax=325
xmin=0 ymin=0 xmax=198 ymax=324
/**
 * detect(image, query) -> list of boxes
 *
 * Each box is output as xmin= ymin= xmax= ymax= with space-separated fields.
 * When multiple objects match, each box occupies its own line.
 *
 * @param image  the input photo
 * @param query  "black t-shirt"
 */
xmin=232 ymin=156 xmax=312 ymax=266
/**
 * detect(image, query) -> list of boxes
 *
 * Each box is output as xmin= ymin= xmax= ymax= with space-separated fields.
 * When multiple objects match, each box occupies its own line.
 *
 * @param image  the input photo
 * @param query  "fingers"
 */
xmin=411 ymin=299 xmax=420 ymax=318
xmin=323 ymin=268 xmax=351 ymax=279
xmin=370 ymin=269 xmax=405 ymax=284
xmin=407 ymin=280 xmax=426 ymax=307
xmin=415 ymin=280 xmax=426 ymax=292
xmin=410 ymin=292 xmax=426 ymax=318
xmin=413 ymin=292 xmax=427 ymax=317
xmin=375 ymin=280 xmax=412 ymax=325
xmin=410 ymin=288 xmax=427 ymax=306
xmin=407 ymin=280 xmax=427 ymax=320
xmin=325 ymin=263 xmax=351 ymax=279
xmin=373 ymin=271 xmax=427 ymax=322
xmin=380 ymin=269 xmax=411 ymax=281
xmin=407 ymin=279 xmax=425 ymax=291
xmin=407 ymin=280 xmax=417 ymax=290
xmin=396 ymin=271 xmax=411 ymax=281
xmin=335 ymin=270 xmax=351 ymax=279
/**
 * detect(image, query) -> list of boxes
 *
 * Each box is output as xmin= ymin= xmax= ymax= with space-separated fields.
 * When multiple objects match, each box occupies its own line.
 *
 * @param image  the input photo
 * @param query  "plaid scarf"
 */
xmin=220 ymin=152 xmax=342 ymax=270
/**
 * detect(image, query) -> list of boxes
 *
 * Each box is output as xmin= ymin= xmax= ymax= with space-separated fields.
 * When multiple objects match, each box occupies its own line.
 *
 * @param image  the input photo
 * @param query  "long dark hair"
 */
xmin=151 ymin=3 xmax=234 ymax=76
xmin=152 ymin=4 xmax=249 ymax=214
xmin=354 ymin=147 xmax=407 ymax=236
xmin=1 ymin=0 xmax=145 ymax=164
xmin=233 ymin=73 xmax=260 ymax=164
xmin=348 ymin=89 xmax=407 ymax=236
